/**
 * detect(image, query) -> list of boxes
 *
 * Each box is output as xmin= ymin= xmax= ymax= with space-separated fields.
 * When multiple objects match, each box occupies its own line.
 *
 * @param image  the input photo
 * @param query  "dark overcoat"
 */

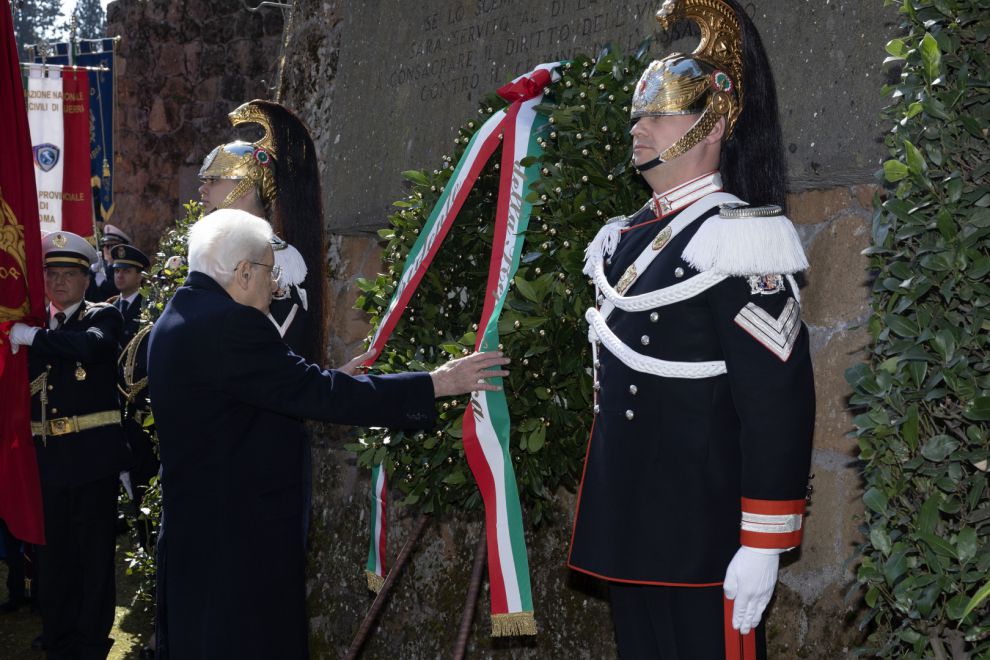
xmin=148 ymin=272 xmax=435 ymax=660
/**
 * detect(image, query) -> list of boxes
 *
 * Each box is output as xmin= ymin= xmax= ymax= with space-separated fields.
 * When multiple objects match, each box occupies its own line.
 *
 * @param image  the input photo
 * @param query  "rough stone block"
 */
xmin=147 ymin=97 xmax=169 ymax=134
xmin=811 ymin=326 xmax=870 ymax=454
xmin=787 ymin=187 xmax=856 ymax=226
xmin=852 ymin=184 xmax=881 ymax=213
xmin=802 ymin=211 xmax=872 ymax=326
xmin=767 ymin=581 xmax=866 ymax=658
xmin=781 ymin=454 xmax=863 ymax=604
xmin=326 ymin=233 xmax=385 ymax=363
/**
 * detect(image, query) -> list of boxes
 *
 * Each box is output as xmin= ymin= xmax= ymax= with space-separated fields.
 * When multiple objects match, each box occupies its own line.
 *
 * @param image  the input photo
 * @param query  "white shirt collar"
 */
xmin=50 ymin=300 xmax=83 ymax=328
xmin=650 ymin=171 xmax=722 ymax=217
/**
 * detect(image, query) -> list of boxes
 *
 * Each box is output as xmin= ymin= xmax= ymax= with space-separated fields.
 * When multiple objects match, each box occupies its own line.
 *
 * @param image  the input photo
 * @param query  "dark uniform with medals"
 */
xmin=568 ymin=1 xmax=815 ymax=658
xmin=26 ymin=231 xmax=130 ymax=659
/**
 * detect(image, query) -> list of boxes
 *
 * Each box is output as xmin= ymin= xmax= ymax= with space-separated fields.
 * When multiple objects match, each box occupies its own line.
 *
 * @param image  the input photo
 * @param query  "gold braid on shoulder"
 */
xmin=118 ymin=324 xmax=153 ymax=402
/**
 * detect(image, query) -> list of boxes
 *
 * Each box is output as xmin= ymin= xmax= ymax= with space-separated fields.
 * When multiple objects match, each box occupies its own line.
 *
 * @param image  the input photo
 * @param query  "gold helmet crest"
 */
xmin=631 ymin=0 xmax=745 ymax=164
xmin=197 ymin=100 xmax=282 ymax=211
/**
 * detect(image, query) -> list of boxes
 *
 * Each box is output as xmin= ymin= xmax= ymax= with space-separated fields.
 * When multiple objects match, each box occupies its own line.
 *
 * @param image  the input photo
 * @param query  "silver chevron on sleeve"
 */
xmin=733 ymin=297 xmax=801 ymax=361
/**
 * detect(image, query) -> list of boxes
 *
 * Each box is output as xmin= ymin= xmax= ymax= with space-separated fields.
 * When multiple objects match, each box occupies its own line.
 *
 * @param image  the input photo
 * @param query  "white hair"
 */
xmin=188 ymin=209 xmax=274 ymax=286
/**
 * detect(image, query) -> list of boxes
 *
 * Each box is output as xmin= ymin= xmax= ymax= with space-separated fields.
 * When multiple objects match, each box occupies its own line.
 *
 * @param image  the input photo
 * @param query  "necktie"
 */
xmin=118 ymin=299 xmax=128 ymax=315
xmin=54 ymin=312 xmax=66 ymax=330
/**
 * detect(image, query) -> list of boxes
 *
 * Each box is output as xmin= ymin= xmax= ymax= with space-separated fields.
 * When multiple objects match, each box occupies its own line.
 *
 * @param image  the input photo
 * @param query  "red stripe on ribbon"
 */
xmin=496 ymin=68 xmax=552 ymax=103
xmin=379 ymin=473 xmax=387 ymax=574
xmin=462 ymin=404 xmax=509 ymax=613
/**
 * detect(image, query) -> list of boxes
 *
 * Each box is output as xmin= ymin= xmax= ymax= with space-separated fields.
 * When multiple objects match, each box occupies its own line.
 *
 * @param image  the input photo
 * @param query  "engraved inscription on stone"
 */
xmin=326 ymin=1 xmax=892 ymax=232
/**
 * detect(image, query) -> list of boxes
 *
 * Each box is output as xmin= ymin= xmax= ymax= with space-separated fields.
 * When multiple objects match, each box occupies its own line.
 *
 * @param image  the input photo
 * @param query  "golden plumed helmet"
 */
xmin=198 ymin=105 xmax=278 ymax=210
xmin=631 ymin=0 xmax=744 ymax=166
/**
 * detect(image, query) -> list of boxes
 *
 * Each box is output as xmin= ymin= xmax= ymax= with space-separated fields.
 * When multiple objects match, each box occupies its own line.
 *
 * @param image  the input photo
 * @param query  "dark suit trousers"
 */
xmin=609 ymin=583 xmax=767 ymax=660
xmin=39 ymin=475 xmax=118 ymax=660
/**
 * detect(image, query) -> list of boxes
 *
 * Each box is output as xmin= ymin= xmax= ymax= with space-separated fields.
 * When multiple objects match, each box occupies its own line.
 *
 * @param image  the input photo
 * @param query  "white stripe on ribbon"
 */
xmin=471 ymin=390 xmax=522 ymax=611
xmin=367 ymin=464 xmax=386 ymax=578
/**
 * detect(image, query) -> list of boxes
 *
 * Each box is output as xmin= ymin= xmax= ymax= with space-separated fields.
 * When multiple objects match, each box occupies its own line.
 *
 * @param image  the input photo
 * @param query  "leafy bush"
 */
xmin=849 ymin=1 xmax=990 ymax=656
xmin=348 ymin=46 xmax=652 ymax=524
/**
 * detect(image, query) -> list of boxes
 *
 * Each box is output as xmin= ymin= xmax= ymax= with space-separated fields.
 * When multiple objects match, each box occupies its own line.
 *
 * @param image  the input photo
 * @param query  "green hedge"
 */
xmin=849 ymin=1 xmax=990 ymax=657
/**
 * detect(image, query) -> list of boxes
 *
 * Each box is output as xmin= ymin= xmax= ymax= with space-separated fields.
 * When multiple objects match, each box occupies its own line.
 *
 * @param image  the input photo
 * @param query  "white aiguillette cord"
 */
xmin=597 ymin=192 xmax=739 ymax=321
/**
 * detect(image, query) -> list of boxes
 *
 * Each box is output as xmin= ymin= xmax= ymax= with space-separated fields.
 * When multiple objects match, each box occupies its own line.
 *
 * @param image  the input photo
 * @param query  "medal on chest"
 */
xmin=74 ymin=362 xmax=87 ymax=381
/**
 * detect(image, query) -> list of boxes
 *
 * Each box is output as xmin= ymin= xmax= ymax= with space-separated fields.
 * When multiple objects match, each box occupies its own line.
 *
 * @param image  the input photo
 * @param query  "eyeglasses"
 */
xmin=246 ymin=261 xmax=282 ymax=283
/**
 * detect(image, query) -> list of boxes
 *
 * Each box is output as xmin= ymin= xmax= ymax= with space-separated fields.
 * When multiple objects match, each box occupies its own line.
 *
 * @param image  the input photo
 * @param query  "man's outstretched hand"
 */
xmin=430 ymin=351 xmax=510 ymax=397
xmin=339 ymin=348 xmax=376 ymax=376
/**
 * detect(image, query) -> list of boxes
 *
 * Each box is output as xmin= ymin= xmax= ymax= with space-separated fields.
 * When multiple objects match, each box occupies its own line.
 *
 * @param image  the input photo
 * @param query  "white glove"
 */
xmin=723 ymin=546 xmax=782 ymax=634
xmin=8 ymin=323 xmax=39 ymax=354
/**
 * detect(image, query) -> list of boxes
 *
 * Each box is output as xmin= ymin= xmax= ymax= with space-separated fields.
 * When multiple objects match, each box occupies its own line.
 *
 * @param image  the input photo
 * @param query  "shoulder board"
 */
xmin=681 ymin=202 xmax=809 ymax=276
xmin=106 ymin=294 xmax=121 ymax=304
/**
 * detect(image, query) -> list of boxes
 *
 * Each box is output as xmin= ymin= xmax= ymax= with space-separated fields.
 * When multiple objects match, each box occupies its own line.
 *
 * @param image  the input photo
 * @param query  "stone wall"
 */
xmin=105 ymin=0 xmax=284 ymax=254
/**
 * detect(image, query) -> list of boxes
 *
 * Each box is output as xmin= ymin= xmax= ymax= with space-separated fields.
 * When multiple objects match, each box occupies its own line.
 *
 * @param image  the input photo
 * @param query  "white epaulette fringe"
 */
xmin=274 ymin=243 xmax=308 ymax=287
xmin=582 ymin=215 xmax=628 ymax=277
xmin=681 ymin=213 xmax=809 ymax=276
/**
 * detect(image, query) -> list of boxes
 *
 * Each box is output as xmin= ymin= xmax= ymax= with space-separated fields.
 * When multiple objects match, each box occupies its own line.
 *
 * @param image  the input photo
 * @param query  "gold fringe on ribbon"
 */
xmin=491 ymin=611 xmax=537 ymax=637
xmin=365 ymin=570 xmax=384 ymax=594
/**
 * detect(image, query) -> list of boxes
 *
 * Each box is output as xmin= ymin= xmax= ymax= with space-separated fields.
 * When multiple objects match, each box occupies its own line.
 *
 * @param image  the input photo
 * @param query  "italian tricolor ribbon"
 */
xmin=364 ymin=463 xmax=386 ymax=593
xmin=362 ymin=62 xmax=559 ymax=636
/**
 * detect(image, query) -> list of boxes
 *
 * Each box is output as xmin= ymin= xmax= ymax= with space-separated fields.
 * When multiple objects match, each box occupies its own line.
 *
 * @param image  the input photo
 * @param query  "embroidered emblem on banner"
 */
xmin=651 ymin=225 xmax=673 ymax=251
xmin=747 ymin=273 xmax=784 ymax=295
xmin=33 ymin=144 xmax=60 ymax=172
xmin=616 ymin=264 xmax=637 ymax=294
xmin=734 ymin=297 xmax=801 ymax=361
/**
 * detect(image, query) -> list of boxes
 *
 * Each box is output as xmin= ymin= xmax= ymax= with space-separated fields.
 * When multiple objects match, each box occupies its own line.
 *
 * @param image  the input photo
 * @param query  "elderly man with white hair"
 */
xmin=147 ymin=209 xmax=507 ymax=660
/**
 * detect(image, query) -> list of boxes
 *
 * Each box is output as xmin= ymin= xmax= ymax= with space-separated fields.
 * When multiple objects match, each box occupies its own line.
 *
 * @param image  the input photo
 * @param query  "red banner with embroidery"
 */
xmin=0 ymin=0 xmax=46 ymax=545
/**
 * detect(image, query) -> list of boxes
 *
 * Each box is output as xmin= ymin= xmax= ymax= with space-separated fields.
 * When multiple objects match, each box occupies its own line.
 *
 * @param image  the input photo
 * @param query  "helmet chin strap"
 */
xmin=632 ymin=106 xmax=721 ymax=175
xmin=634 ymin=154 xmax=665 ymax=173
xmin=218 ymin=177 xmax=257 ymax=211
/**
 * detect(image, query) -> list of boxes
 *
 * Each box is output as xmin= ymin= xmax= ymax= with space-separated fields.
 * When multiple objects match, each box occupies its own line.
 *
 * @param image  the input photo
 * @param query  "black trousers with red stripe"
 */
xmin=609 ymin=583 xmax=767 ymax=660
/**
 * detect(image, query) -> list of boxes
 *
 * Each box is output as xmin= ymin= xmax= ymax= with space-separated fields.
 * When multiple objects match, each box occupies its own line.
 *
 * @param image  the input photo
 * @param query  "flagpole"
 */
xmin=20 ymin=63 xmax=110 ymax=73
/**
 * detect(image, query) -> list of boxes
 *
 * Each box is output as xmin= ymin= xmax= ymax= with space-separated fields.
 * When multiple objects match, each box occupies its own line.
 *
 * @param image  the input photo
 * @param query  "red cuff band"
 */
xmin=739 ymin=498 xmax=806 ymax=549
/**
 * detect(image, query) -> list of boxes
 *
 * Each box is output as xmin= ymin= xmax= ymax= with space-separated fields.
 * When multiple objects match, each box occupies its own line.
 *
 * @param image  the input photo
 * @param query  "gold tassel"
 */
xmin=491 ymin=611 xmax=537 ymax=637
xmin=365 ymin=570 xmax=384 ymax=594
